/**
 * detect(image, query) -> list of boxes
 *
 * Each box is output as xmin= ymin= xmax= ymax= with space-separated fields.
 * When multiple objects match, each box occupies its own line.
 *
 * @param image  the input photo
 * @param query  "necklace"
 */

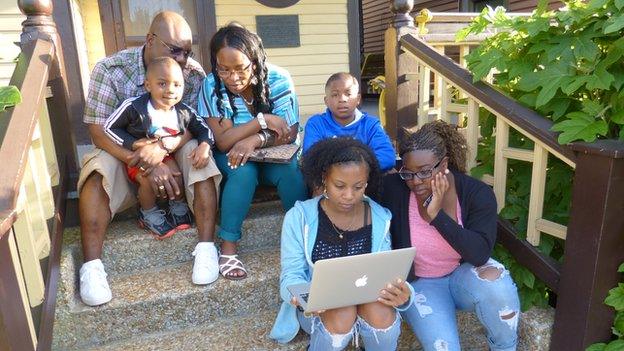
xmin=239 ymin=93 xmax=254 ymax=105
xmin=323 ymin=200 xmax=357 ymax=239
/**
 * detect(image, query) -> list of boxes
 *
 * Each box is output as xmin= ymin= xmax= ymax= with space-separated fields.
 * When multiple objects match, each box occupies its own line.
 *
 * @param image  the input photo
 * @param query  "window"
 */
xmin=460 ymin=0 xmax=507 ymax=12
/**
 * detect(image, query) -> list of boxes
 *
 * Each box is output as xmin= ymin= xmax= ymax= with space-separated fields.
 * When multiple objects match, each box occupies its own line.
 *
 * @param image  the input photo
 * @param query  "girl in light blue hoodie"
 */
xmin=270 ymin=137 xmax=414 ymax=350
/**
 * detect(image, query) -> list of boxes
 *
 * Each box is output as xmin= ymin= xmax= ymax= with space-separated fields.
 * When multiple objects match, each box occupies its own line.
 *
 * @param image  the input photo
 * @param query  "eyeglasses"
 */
xmin=152 ymin=33 xmax=194 ymax=59
xmin=398 ymin=158 xmax=444 ymax=180
xmin=216 ymin=62 xmax=253 ymax=79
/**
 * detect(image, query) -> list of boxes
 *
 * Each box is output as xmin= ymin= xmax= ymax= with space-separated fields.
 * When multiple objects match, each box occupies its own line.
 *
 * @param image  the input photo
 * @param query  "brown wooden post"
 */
xmin=551 ymin=140 xmax=624 ymax=350
xmin=0 ymin=232 xmax=36 ymax=351
xmin=19 ymin=0 xmax=78 ymax=180
xmin=384 ymin=0 xmax=419 ymax=143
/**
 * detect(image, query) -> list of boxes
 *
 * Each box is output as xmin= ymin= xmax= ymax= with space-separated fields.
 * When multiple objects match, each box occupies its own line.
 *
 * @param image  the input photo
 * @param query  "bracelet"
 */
xmin=262 ymin=129 xmax=276 ymax=146
xmin=257 ymin=132 xmax=267 ymax=148
xmin=158 ymin=137 xmax=173 ymax=155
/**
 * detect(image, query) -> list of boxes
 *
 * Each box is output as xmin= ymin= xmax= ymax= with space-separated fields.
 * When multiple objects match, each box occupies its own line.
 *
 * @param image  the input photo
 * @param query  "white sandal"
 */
xmin=219 ymin=254 xmax=248 ymax=281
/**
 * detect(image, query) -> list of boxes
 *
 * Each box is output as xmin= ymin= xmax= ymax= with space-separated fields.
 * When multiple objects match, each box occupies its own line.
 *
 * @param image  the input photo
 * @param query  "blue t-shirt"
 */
xmin=303 ymin=108 xmax=396 ymax=172
xmin=197 ymin=63 xmax=299 ymax=127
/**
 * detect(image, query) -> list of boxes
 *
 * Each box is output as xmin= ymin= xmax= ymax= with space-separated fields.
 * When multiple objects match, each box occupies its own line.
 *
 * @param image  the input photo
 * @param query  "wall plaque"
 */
xmin=256 ymin=15 xmax=300 ymax=48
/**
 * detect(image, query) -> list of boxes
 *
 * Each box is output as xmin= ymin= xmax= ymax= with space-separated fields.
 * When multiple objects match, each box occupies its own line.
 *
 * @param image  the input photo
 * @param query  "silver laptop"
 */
xmin=287 ymin=247 xmax=416 ymax=313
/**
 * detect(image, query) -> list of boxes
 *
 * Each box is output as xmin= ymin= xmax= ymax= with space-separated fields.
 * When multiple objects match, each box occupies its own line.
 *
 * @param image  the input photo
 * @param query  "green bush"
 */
xmin=0 ymin=85 xmax=20 ymax=111
xmin=456 ymin=0 xmax=624 ymax=311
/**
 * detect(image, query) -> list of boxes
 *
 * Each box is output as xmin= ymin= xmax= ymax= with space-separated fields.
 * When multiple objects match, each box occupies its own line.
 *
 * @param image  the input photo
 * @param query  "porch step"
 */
xmin=54 ymin=201 xmax=554 ymax=350
xmin=53 ymin=249 xmax=283 ymax=349
xmin=85 ymin=310 xmax=308 ymax=351
xmin=61 ymin=201 xmax=285 ymax=276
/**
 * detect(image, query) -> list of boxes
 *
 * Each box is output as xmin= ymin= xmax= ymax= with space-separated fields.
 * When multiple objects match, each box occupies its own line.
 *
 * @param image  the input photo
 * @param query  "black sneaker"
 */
xmin=168 ymin=200 xmax=194 ymax=230
xmin=138 ymin=208 xmax=176 ymax=239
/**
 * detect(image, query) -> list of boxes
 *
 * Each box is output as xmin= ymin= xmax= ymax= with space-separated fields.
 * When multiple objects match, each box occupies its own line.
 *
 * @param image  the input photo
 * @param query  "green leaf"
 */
xmin=552 ymin=112 xmax=608 ymax=143
xmin=617 ymin=0 xmax=624 ymax=10
xmin=612 ymin=110 xmax=624 ymax=125
xmin=582 ymin=100 xmax=604 ymax=116
xmin=614 ymin=311 xmax=624 ymax=336
xmin=562 ymin=76 xmax=590 ymax=95
xmin=586 ymin=343 xmax=607 ymax=351
xmin=573 ymin=35 xmax=600 ymax=62
xmin=588 ymin=0 xmax=609 ymax=10
xmin=586 ymin=67 xmax=615 ymax=91
xmin=604 ymin=14 xmax=624 ymax=34
xmin=605 ymin=283 xmax=624 ymax=311
xmin=619 ymin=263 xmax=624 ymax=273
xmin=604 ymin=340 xmax=624 ymax=351
xmin=0 ymin=86 xmax=21 ymax=111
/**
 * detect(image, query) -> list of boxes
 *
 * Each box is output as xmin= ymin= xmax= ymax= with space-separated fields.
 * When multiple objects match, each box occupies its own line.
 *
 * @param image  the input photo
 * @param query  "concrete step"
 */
xmin=85 ymin=310 xmax=308 ymax=351
xmin=61 ymin=201 xmax=285 ymax=276
xmin=53 ymin=249 xmax=283 ymax=350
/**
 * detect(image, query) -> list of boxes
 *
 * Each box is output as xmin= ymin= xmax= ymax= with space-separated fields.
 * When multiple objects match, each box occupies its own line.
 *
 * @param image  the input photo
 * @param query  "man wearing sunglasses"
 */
xmin=77 ymin=11 xmax=222 ymax=307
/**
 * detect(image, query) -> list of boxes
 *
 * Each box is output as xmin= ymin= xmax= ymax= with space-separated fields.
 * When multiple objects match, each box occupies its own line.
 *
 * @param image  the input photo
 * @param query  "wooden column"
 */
xmin=0 ymin=232 xmax=36 ymax=351
xmin=19 ymin=0 xmax=77 ymax=182
xmin=551 ymin=140 xmax=624 ymax=349
xmin=384 ymin=0 xmax=419 ymax=143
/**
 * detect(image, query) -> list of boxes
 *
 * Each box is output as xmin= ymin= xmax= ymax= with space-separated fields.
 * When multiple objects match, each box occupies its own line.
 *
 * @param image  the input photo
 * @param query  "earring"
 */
xmin=250 ymin=76 xmax=258 ymax=85
xmin=323 ymin=187 xmax=329 ymax=199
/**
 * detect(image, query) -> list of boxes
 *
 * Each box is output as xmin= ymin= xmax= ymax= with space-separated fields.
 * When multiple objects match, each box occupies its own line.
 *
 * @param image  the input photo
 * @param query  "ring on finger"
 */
xmin=158 ymin=185 xmax=165 ymax=190
xmin=139 ymin=166 xmax=146 ymax=171
xmin=239 ymin=153 xmax=244 ymax=157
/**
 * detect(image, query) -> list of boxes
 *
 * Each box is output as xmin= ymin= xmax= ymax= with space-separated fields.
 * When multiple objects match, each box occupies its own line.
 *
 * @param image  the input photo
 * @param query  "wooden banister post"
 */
xmin=19 ymin=0 xmax=78 ymax=180
xmin=384 ymin=0 xmax=419 ymax=143
xmin=551 ymin=140 xmax=624 ymax=349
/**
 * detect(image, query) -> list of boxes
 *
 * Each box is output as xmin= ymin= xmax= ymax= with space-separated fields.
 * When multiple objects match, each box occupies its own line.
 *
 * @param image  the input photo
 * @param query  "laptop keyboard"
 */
xmin=300 ymin=293 xmax=309 ymax=303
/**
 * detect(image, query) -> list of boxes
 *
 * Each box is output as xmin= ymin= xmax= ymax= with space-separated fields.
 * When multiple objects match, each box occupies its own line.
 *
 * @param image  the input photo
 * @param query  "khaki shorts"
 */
xmin=77 ymin=140 xmax=221 ymax=218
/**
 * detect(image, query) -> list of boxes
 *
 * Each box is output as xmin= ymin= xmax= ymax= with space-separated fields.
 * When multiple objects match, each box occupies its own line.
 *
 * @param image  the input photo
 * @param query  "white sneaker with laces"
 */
xmin=79 ymin=259 xmax=112 ymax=306
xmin=192 ymin=242 xmax=219 ymax=285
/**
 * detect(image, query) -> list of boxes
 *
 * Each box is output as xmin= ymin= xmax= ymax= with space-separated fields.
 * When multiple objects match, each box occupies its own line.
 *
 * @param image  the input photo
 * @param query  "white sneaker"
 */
xmin=192 ymin=242 xmax=219 ymax=285
xmin=79 ymin=259 xmax=112 ymax=306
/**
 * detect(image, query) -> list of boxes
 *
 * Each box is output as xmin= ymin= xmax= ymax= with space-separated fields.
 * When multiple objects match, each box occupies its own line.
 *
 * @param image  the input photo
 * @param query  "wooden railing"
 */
xmin=385 ymin=1 xmax=624 ymax=350
xmin=0 ymin=1 xmax=75 ymax=351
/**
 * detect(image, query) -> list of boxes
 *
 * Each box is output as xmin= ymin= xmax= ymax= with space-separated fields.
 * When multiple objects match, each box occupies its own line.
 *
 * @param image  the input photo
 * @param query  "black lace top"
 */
xmin=311 ymin=201 xmax=372 ymax=263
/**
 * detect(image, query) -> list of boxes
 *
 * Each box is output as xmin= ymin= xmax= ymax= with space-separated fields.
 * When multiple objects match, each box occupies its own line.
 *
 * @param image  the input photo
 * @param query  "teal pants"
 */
xmin=214 ymin=151 xmax=307 ymax=242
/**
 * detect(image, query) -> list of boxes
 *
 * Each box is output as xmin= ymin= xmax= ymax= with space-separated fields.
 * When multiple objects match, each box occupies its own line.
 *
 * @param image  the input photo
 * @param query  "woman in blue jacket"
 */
xmin=270 ymin=137 xmax=413 ymax=350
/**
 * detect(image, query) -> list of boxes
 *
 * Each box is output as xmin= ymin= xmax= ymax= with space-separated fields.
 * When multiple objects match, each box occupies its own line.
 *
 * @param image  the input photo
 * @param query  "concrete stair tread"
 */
xmin=67 ymin=248 xmax=280 ymax=313
xmin=85 ymin=310 xmax=307 ymax=351
xmin=62 ymin=200 xmax=284 ymax=247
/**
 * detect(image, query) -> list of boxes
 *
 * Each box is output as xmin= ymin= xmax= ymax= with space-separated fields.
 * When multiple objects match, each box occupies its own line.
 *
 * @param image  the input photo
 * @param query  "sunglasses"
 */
xmin=152 ymin=33 xmax=194 ymax=59
xmin=398 ymin=158 xmax=444 ymax=180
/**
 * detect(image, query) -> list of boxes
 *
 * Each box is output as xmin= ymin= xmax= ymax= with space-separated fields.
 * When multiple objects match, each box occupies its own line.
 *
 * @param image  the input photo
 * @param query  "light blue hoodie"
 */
xmin=269 ymin=195 xmax=415 ymax=344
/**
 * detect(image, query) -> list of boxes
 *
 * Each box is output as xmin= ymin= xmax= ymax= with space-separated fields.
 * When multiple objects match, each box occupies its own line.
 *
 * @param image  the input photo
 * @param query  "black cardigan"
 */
xmin=380 ymin=170 xmax=498 ymax=281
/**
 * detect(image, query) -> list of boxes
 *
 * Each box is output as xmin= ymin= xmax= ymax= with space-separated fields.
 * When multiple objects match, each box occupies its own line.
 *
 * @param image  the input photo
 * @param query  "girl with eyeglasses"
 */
xmin=197 ymin=24 xmax=307 ymax=280
xmin=270 ymin=137 xmax=413 ymax=350
xmin=381 ymin=120 xmax=520 ymax=351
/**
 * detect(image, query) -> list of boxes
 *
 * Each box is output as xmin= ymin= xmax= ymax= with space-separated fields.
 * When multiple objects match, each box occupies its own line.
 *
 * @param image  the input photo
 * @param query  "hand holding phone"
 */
xmin=425 ymin=170 xmax=450 ymax=221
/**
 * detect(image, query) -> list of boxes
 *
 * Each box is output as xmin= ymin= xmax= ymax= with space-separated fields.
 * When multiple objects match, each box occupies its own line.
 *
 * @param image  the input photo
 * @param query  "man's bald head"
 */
xmin=144 ymin=11 xmax=193 ymax=68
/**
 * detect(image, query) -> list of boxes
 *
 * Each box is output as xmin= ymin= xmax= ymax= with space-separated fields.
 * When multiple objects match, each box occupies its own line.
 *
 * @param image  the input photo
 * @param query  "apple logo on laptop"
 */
xmin=355 ymin=275 xmax=368 ymax=287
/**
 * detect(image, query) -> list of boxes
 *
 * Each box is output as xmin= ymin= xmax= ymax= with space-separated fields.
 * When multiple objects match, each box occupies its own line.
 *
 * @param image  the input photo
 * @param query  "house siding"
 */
xmin=215 ymin=0 xmax=351 ymax=123
xmin=75 ymin=0 xmax=106 ymax=72
xmin=0 ymin=2 xmax=25 ymax=86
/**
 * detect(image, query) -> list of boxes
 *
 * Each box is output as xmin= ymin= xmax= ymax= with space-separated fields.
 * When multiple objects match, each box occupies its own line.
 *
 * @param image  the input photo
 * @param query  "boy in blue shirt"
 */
xmin=303 ymin=72 xmax=396 ymax=172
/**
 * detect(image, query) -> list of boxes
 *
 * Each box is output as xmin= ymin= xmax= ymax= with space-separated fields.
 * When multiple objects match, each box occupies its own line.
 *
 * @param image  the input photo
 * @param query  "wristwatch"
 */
xmin=257 ymin=112 xmax=267 ymax=129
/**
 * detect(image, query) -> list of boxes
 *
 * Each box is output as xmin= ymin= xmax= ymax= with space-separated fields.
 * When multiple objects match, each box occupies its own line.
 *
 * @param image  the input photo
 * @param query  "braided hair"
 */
xmin=399 ymin=120 xmax=468 ymax=173
xmin=302 ymin=137 xmax=382 ymax=200
xmin=209 ymin=24 xmax=272 ymax=119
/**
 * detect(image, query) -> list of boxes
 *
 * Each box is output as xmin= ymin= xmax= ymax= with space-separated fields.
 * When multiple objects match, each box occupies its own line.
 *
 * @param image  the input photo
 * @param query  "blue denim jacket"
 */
xmin=269 ymin=195 xmax=415 ymax=344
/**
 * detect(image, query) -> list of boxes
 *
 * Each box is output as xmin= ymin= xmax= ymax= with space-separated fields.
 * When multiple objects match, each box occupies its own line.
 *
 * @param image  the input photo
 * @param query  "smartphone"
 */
xmin=423 ymin=194 xmax=433 ymax=208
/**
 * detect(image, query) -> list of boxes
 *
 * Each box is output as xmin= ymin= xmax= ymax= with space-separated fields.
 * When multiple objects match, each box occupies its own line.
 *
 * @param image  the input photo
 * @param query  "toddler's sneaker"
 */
xmin=79 ymin=259 xmax=112 ymax=306
xmin=168 ymin=200 xmax=194 ymax=230
xmin=139 ymin=207 xmax=176 ymax=239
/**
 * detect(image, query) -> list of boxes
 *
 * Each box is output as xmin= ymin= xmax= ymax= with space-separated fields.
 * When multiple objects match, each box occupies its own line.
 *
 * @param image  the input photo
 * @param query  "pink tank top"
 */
xmin=409 ymin=192 xmax=463 ymax=278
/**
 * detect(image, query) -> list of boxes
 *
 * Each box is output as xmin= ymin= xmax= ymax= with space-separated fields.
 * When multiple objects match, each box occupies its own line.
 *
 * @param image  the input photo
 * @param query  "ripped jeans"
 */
xmin=297 ymin=310 xmax=402 ymax=351
xmin=403 ymin=259 xmax=520 ymax=351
